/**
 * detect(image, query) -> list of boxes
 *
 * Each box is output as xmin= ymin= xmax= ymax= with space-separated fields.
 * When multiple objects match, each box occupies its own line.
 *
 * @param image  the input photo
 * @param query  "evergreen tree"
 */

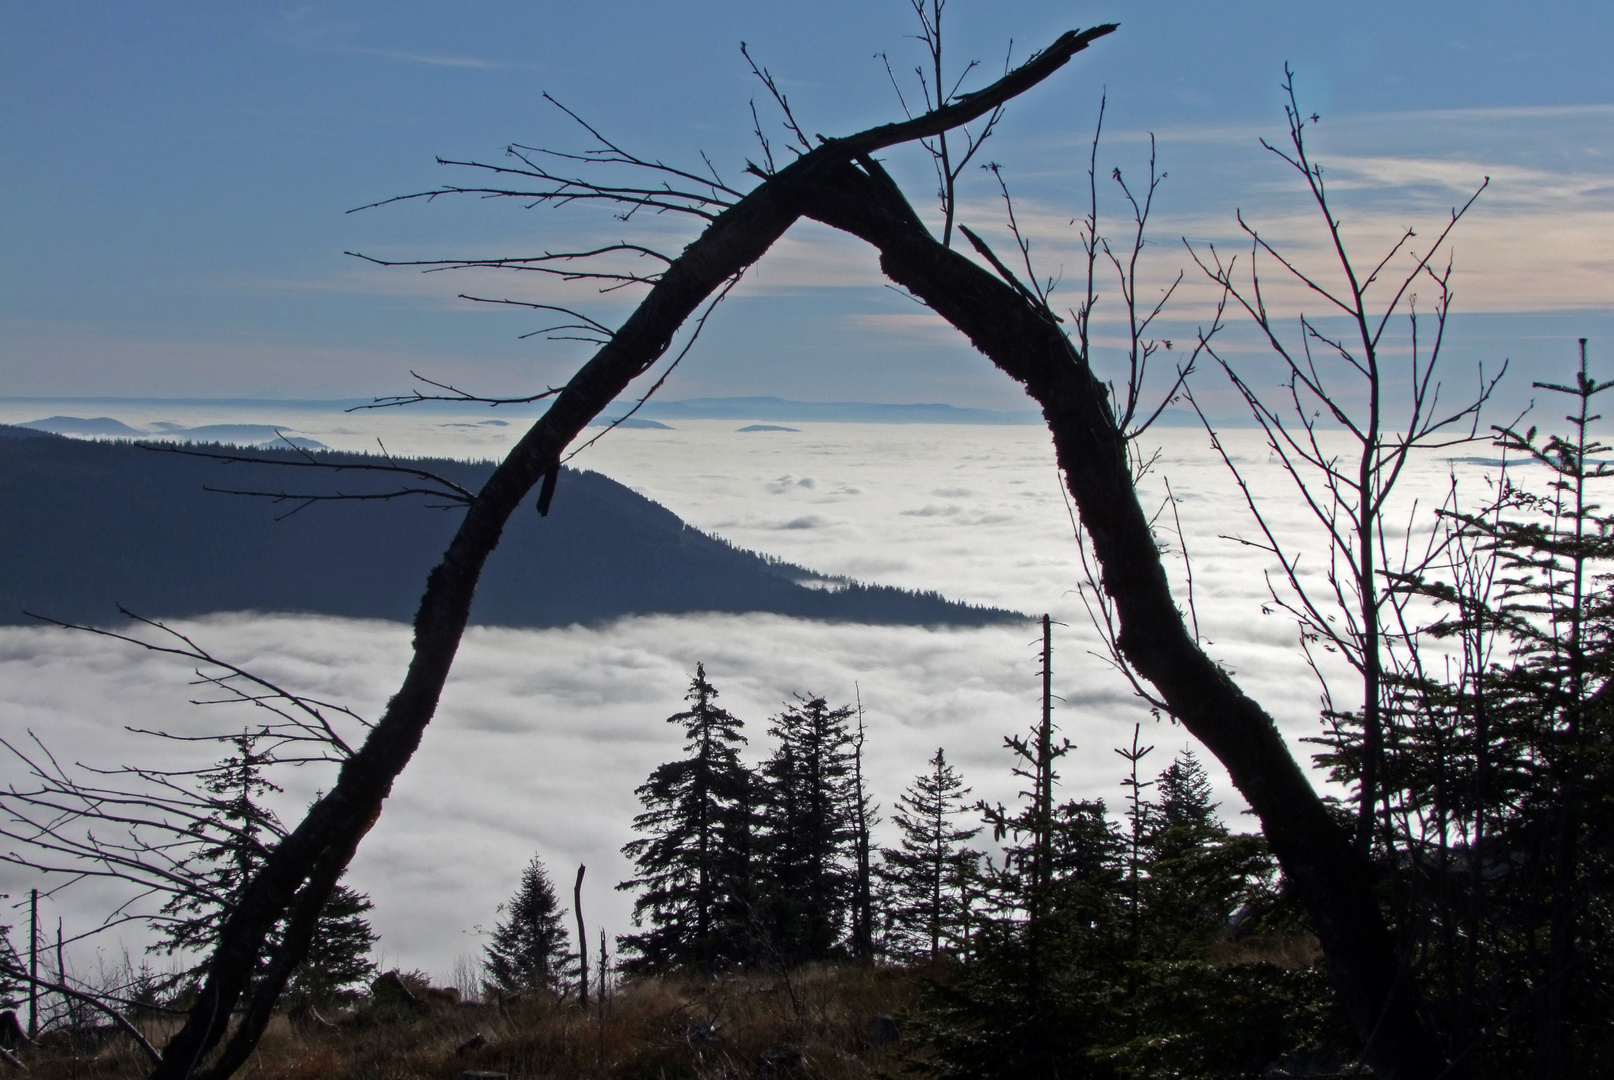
xmin=1046 ymin=798 xmax=1125 ymax=882
xmin=921 ymin=738 xmax=1333 ymax=1080
xmin=880 ymin=748 xmax=980 ymax=960
xmin=1152 ymin=748 xmax=1215 ymax=831
xmin=1314 ymin=342 xmax=1614 ymax=1075
xmin=144 ymin=730 xmax=380 ymax=1006
xmin=618 ymin=664 xmax=754 ymax=974
xmin=978 ymin=617 xmax=1072 ymax=935
xmin=923 ymin=794 xmax=1129 ymax=1080
xmin=1139 ymin=750 xmax=1273 ymax=956
xmin=285 ymin=883 xmax=378 ymax=1006
xmin=150 ymin=730 xmax=285 ymax=982
xmin=0 ymin=923 xmax=23 ymax=1012
xmin=1045 ymin=797 xmax=1127 ymax=929
xmin=485 ymin=855 xmax=572 ymax=994
xmin=1447 ymin=351 xmax=1614 ymax=1075
xmin=756 ymin=694 xmax=857 ymax=963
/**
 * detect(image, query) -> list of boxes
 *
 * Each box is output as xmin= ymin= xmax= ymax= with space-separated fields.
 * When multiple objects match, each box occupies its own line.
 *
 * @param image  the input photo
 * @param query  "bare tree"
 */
xmin=1184 ymin=66 xmax=1501 ymax=857
xmin=878 ymin=0 xmax=1007 ymax=248
xmin=848 ymin=693 xmax=877 ymax=962
xmin=1041 ymin=98 xmax=1211 ymax=709
xmin=786 ymin=136 xmax=1447 ymax=1077
xmin=0 ymin=942 xmax=163 ymax=1066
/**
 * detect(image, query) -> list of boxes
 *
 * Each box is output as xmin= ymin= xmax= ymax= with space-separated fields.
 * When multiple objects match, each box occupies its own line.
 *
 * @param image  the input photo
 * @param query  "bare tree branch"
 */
xmin=0 ymin=958 xmax=163 ymax=1065
xmin=1185 ymin=65 xmax=1500 ymax=858
xmin=350 ymin=370 xmax=567 ymax=412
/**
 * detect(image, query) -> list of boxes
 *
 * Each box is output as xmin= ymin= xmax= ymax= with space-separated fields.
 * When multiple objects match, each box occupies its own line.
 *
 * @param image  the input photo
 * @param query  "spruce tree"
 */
xmin=1152 ymin=748 xmax=1215 ymax=831
xmin=147 ymin=730 xmax=381 ymax=1005
xmin=923 ymin=747 xmax=1333 ymax=1080
xmin=618 ymin=664 xmax=754 ymax=974
xmin=879 ymin=747 xmax=980 ymax=960
xmin=979 ymin=616 xmax=1071 ymax=931
xmin=756 ymin=694 xmax=857 ymax=963
xmin=1140 ymin=750 xmax=1272 ymax=955
xmin=485 ymin=855 xmax=572 ymax=994
xmin=1457 ymin=347 xmax=1614 ymax=1073
xmin=285 ymin=883 xmax=378 ymax=1006
xmin=151 ymin=730 xmax=285 ymax=983
xmin=1327 ymin=342 xmax=1614 ymax=1073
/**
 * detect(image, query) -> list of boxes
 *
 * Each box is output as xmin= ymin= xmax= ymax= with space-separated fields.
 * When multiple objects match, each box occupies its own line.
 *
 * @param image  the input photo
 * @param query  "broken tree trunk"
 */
xmin=575 ymin=865 xmax=589 ymax=1009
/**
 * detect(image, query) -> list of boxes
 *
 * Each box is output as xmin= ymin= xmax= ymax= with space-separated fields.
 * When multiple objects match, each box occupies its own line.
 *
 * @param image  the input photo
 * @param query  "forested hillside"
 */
xmin=0 ymin=427 xmax=1019 ymax=628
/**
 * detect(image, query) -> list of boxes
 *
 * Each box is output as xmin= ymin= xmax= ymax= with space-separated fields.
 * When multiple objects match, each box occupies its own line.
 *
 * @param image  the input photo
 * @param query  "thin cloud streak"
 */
xmin=345 ymin=46 xmax=514 ymax=70
xmin=1060 ymin=101 xmax=1614 ymax=148
xmin=0 ymin=319 xmax=589 ymax=401
xmin=842 ymin=311 xmax=966 ymax=348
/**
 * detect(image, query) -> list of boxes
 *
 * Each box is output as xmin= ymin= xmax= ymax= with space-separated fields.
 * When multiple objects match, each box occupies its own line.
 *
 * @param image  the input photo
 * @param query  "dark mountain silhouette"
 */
xmin=20 ymin=415 xmax=327 ymax=448
xmin=20 ymin=415 xmax=145 ymax=436
xmin=0 ymin=426 xmax=1022 ymax=629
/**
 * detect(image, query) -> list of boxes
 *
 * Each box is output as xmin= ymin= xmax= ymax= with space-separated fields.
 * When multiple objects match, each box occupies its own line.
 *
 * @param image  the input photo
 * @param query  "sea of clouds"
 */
xmin=0 ymin=401 xmax=1506 ymax=980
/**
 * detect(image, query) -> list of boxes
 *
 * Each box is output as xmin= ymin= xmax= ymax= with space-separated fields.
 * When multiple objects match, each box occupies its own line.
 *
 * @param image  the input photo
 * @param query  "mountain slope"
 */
xmin=0 ymin=427 xmax=1021 ymax=628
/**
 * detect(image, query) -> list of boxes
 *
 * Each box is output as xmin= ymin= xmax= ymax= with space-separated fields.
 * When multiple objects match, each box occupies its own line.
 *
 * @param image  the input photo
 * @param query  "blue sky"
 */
xmin=3 ymin=1 xmax=1611 ymax=412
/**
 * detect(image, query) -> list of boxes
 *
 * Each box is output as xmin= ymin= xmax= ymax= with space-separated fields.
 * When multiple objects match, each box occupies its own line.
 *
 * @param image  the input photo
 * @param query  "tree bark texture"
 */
xmin=796 ymin=155 xmax=1446 ymax=1079
xmin=144 ymin=26 xmax=1116 ymax=1080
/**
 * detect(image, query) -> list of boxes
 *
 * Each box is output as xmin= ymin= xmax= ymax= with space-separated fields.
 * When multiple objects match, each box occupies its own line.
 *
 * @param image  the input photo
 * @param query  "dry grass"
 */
xmin=17 ymin=966 xmax=922 ymax=1080
xmin=1202 ymin=932 xmax=1323 ymax=970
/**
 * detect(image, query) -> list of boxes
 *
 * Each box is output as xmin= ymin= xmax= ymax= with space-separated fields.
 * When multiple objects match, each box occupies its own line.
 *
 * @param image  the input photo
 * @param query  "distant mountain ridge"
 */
xmin=2 ymin=396 xmax=1241 ymax=429
xmin=0 ymin=426 xmax=1022 ymax=629
xmin=19 ymin=415 xmax=327 ymax=449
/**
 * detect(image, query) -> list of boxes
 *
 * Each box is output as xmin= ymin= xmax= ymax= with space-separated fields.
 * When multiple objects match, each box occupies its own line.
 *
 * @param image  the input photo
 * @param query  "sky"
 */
xmin=3 ymin=1 xmax=1612 ymax=412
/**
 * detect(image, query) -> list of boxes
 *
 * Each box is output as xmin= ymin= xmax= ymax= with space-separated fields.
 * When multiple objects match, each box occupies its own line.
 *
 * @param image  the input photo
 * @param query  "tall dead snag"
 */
xmin=142 ymin=26 xmax=1116 ymax=1080
xmin=792 ymin=155 xmax=1448 ymax=1079
xmin=574 ymin=864 xmax=588 ymax=1008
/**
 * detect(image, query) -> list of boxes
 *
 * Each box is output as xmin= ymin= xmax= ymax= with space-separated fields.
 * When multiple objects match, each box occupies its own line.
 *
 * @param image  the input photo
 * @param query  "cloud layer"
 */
xmin=0 ymin=418 xmax=1526 ymax=979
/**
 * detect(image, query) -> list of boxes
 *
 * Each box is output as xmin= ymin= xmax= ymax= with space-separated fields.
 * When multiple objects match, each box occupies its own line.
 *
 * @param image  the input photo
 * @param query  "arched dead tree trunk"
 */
xmin=143 ymin=25 xmax=1117 ymax=1080
xmin=795 ymin=156 xmax=1447 ymax=1080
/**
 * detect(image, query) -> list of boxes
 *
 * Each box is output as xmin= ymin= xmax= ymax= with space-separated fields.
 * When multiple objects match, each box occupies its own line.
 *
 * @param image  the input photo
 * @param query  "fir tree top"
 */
xmin=485 ymin=854 xmax=573 ymax=995
xmin=1153 ymin=749 xmax=1216 ymax=831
